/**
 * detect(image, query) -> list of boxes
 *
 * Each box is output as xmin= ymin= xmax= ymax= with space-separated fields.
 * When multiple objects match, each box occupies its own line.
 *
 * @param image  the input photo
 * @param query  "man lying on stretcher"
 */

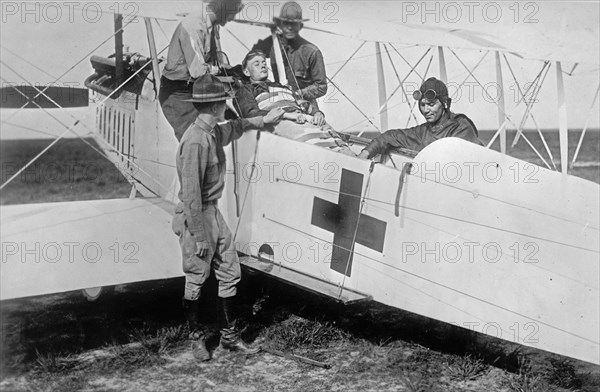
xmin=233 ymin=50 xmax=356 ymax=156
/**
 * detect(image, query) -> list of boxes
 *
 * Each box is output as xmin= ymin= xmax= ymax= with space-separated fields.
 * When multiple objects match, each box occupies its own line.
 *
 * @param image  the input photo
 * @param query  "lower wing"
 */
xmin=0 ymin=198 xmax=182 ymax=300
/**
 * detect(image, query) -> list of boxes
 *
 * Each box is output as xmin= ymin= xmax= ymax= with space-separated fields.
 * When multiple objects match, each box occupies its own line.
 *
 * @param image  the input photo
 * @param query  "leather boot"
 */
xmin=219 ymin=296 xmax=260 ymax=355
xmin=182 ymin=298 xmax=211 ymax=361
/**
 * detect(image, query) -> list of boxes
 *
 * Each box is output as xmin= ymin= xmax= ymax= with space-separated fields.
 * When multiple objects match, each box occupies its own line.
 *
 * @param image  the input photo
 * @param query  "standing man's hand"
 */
xmin=312 ymin=112 xmax=326 ymax=127
xmin=195 ymin=241 xmax=210 ymax=257
xmin=357 ymin=150 xmax=370 ymax=160
xmin=263 ymin=107 xmax=285 ymax=124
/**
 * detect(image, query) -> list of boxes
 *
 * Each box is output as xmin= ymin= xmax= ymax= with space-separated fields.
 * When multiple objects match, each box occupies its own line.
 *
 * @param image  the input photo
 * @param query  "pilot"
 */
xmin=357 ymin=77 xmax=482 ymax=159
xmin=173 ymin=74 xmax=284 ymax=361
xmin=251 ymin=1 xmax=327 ymax=126
xmin=234 ymin=50 xmax=355 ymax=156
xmin=159 ymin=0 xmax=244 ymax=141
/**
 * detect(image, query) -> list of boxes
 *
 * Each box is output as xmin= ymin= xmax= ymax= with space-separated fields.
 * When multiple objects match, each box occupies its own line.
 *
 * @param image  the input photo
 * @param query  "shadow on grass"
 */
xmin=2 ymin=271 xmax=598 ymax=391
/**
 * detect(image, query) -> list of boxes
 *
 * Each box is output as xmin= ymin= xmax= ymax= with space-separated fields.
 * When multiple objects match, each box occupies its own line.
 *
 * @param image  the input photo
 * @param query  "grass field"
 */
xmin=1 ymin=136 xmax=599 ymax=391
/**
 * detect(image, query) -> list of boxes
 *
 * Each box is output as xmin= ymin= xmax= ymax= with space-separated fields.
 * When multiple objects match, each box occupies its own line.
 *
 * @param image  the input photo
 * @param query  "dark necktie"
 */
xmin=209 ymin=25 xmax=219 ymax=66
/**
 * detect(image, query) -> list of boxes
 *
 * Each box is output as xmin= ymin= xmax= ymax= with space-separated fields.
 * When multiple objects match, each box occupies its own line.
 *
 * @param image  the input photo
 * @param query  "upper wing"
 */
xmin=81 ymin=2 xmax=598 ymax=64
xmin=0 ymin=198 xmax=182 ymax=300
xmin=231 ymin=2 xmax=598 ymax=65
xmin=301 ymin=17 xmax=598 ymax=65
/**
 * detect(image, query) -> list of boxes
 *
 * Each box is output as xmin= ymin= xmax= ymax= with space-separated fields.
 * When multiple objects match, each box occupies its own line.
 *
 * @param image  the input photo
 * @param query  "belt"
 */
xmin=161 ymin=76 xmax=193 ymax=88
xmin=175 ymin=200 xmax=217 ymax=213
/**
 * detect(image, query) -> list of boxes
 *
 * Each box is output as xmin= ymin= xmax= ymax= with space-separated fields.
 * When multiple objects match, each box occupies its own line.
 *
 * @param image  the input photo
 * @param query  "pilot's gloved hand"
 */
xmin=357 ymin=150 xmax=370 ymax=160
xmin=312 ymin=111 xmax=326 ymax=127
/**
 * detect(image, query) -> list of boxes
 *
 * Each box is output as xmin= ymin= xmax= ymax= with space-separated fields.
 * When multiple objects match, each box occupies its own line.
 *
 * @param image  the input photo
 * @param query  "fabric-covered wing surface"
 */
xmin=0 ymin=198 xmax=182 ymax=300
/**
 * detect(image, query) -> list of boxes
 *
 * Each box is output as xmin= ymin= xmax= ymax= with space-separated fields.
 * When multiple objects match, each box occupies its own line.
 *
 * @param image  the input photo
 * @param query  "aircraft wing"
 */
xmin=296 ymin=16 xmax=598 ymax=65
xmin=229 ymin=2 xmax=598 ymax=65
xmin=79 ymin=1 xmax=598 ymax=65
xmin=0 ymin=198 xmax=182 ymax=300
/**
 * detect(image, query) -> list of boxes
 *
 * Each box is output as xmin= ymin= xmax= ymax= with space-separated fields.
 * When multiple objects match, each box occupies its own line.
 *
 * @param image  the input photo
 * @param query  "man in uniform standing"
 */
xmin=252 ymin=1 xmax=328 ymax=126
xmin=159 ymin=0 xmax=244 ymax=141
xmin=173 ymin=74 xmax=284 ymax=361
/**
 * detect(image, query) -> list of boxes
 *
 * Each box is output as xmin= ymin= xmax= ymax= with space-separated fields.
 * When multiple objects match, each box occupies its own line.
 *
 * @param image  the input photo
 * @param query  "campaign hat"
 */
xmin=273 ymin=2 xmax=309 ymax=23
xmin=184 ymin=74 xmax=234 ymax=103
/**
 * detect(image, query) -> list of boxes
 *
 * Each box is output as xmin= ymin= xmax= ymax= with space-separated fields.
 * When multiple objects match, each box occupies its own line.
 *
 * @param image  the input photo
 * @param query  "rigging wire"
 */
xmin=263 ymin=178 xmax=597 ymax=287
xmin=262 ymin=214 xmax=598 ymax=345
xmin=389 ymin=44 xmax=427 ymax=81
xmin=0 ymin=45 xmax=59 ymax=80
xmin=514 ymin=63 xmax=551 ymax=143
xmin=274 ymin=175 xmax=599 ymax=251
xmin=448 ymin=48 xmax=553 ymax=170
xmin=327 ymin=76 xmax=381 ymax=133
xmin=0 ymin=16 xmax=137 ymax=127
xmin=511 ymin=61 xmax=551 ymax=146
xmin=338 ymin=161 xmax=375 ymax=299
xmin=382 ymin=43 xmax=420 ymax=126
xmin=454 ymin=50 xmax=490 ymax=90
xmin=231 ymin=132 xmax=261 ymax=243
xmin=0 ymin=74 xmax=171 ymax=196
xmin=329 ymin=41 xmax=366 ymax=81
xmin=571 ymin=83 xmax=600 ymax=171
xmin=403 ymin=51 xmax=434 ymax=129
xmin=485 ymin=59 xmax=549 ymax=151
xmin=502 ymin=56 xmax=557 ymax=170
xmin=0 ymin=44 xmax=174 ymax=194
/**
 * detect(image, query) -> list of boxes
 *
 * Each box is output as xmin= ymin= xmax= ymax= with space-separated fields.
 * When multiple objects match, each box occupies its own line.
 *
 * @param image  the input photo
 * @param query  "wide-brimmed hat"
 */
xmin=184 ymin=74 xmax=234 ymax=103
xmin=273 ymin=1 xmax=309 ymax=23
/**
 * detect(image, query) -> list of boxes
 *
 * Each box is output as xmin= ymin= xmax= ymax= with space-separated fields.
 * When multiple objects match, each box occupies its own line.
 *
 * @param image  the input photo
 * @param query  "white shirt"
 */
xmin=162 ymin=14 xmax=218 ymax=81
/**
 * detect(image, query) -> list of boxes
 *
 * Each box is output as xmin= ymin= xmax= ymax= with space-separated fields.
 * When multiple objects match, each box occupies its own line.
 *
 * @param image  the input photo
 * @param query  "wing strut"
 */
xmin=494 ymin=51 xmax=506 ymax=154
xmin=114 ymin=14 xmax=124 ymax=86
xmin=271 ymin=31 xmax=288 ymax=85
xmin=375 ymin=42 xmax=388 ymax=131
xmin=500 ymin=56 xmax=557 ymax=170
xmin=144 ymin=17 xmax=161 ymax=93
xmin=450 ymin=48 xmax=552 ymax=169
xmin=382 ymin=44 xmax=420 ymax=126
xmin=570 ymin=83 xmax=600 ymax=171
xmin=437 ymin=46 xmax=447 ymax=84
xmin=556 ymin=61 xmax=569 ymax=174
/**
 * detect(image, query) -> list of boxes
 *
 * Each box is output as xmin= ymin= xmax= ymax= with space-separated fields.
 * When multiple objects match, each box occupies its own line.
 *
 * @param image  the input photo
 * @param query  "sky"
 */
xmin=1 ymin=0 xmax=599 ymax=139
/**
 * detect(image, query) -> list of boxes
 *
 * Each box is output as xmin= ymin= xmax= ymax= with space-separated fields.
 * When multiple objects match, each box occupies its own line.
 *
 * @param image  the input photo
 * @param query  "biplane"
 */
xmin=1 ymin=1 xmax=598 ymax=366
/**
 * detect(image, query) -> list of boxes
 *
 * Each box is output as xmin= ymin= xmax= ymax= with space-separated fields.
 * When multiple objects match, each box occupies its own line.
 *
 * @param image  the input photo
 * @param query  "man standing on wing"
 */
xmin=358 ymin=77 xmax=482 ymax=159
xmin=159 ymin=0 xmax=244 ymax=141
xmin=252 ymin=1 xmax=327 ymax=126
xmin=172 ymin=74 xmax=284 ymax=361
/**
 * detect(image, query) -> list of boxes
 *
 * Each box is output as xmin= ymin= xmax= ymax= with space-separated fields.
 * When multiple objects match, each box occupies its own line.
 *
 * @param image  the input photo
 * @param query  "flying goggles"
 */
xmin=412 ymin=89 xmax=441 ymax=101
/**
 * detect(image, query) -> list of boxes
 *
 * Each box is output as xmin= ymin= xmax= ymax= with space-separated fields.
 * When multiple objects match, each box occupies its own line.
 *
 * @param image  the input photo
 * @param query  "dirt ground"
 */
xmin=1 ymin=275 xmax=599 ymax=392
